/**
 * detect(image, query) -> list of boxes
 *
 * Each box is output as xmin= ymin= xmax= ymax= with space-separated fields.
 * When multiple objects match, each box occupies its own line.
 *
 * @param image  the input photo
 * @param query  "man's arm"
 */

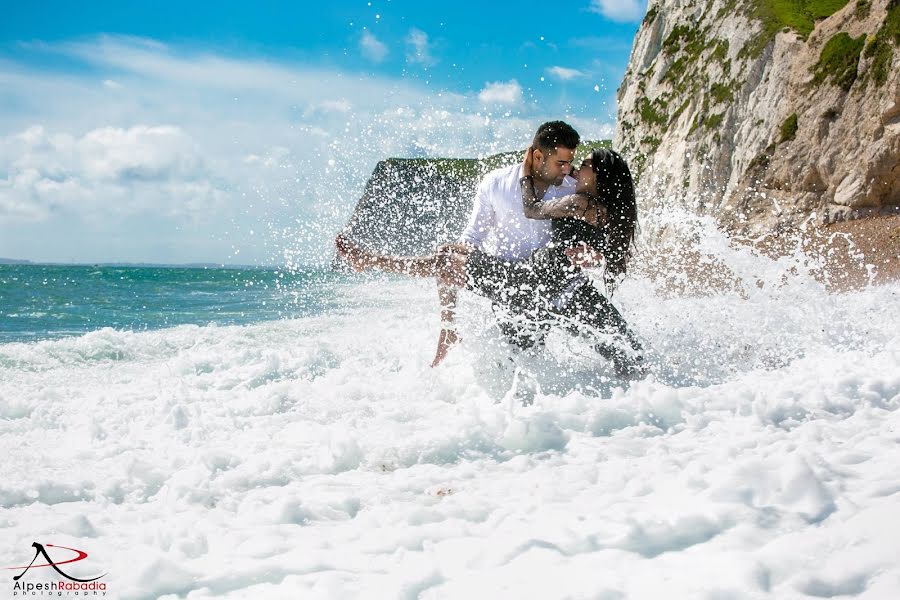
xmin=459 ymin=177 xmax=495 ymax=249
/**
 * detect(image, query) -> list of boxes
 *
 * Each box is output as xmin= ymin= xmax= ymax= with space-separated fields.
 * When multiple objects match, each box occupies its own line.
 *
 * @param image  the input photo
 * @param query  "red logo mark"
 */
xmin=4 ymin=542 xmax=105 ymax=582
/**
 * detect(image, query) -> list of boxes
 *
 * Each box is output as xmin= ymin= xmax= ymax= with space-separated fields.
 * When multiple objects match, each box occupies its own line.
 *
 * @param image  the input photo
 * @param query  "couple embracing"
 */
xmin=336 ymin=120 xmax=646 ymax=379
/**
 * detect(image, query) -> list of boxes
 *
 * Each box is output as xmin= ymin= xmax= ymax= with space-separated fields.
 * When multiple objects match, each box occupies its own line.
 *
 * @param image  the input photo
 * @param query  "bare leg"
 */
xmin=429 ymin=244 xmax=474 ymax=367
xmin=431 ymin=285 xmax=460 ymax=367
xmin=439 ymin=285 xmax=457 ymax=325
xmin=335 ymin=235 xmax=472 ymax=367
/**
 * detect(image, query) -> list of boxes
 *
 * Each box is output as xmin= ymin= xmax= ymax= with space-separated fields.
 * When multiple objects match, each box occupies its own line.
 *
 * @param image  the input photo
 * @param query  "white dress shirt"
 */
xmin=459 ymin=163 xmax=577 ymax=260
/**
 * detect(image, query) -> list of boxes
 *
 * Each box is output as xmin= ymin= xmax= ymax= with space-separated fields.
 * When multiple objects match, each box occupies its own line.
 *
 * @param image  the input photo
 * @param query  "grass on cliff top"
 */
xmin=740 ymin=0 xmax=851 ymax=58
xmin=383 ymin=140 xmax=612 ymax=181
xmin=768 ymin=0 xmax=851 ymax=35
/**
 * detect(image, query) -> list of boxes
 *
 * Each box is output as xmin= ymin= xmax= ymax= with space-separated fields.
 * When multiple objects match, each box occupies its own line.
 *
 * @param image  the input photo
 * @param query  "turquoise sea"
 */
xmin=0 ymin=264 xmax=343 ymax=343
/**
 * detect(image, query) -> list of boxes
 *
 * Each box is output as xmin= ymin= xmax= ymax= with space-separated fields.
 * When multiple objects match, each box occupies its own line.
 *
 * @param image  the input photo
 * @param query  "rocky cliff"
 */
xmin=616 ymin=0 xmax=900 ymax=229
xmin=339 ymin=154 xmax=515 ymax=259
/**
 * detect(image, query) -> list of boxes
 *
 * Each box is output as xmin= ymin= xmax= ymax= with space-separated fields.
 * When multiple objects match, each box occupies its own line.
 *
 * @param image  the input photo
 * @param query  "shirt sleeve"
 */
xmin=459 ymin=176 xmax=495 ymax=249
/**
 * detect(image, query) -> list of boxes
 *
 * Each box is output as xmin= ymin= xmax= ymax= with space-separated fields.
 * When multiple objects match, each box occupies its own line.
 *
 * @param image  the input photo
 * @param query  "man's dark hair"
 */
xmin=533 ymin=121 xmax=580 ymax=153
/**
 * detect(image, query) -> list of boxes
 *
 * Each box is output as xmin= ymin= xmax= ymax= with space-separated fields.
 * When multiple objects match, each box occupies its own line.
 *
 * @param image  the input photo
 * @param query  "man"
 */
xmin=460 ymin=121 xmax=580 ymax=260
xmin=433 ymin=121 xmax=583 ymax=358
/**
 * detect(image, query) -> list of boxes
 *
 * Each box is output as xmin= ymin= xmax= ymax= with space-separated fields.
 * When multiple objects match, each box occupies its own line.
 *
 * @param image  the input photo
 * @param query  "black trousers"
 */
xmin=464 ymin=249 xmax=642 ymax=366
xmin=550 ymin=283 xmax=643 ymax=367
xmin=495 ymin=283 xmax=643 ymax=368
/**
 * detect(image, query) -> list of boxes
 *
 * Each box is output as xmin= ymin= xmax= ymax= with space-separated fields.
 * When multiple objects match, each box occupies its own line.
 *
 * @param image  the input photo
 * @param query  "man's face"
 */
xmin=534 ymin=146 xmax=576 ymax=185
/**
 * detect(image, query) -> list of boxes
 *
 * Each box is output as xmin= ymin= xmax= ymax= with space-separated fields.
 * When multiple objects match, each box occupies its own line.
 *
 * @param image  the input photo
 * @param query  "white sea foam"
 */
xmin=1 ymin=215 xmax=899 ymax=598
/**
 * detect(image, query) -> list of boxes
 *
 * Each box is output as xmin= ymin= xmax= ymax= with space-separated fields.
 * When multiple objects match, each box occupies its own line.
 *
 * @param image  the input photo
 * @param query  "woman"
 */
xmin=335 ymin=147 xmax=644 ymax=376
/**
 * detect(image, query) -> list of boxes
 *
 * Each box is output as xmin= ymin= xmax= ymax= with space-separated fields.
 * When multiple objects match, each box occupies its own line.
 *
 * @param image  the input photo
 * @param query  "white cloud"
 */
xmin=78 ymin=125 xmax=201 ymax=181
xmin=359 ymin=31 xmax=388 ymax=63
xmin=547 ymin=66 xmax=586 ymax=81
xmin=0 ymin=125 xmax=224 ymax=223
xmin=28 ymin=35 xmax=433 ymax=108
xmin=478 ymin=80 xmax=523 ymax=105
xmin=589 ymin=0 xmax=647 ymax=22
xmin=317 ymin=99 xmax=353 ymax=113
xmin=302 ymin=99 xmax=354 ymax=119
xmin=243 ymin=146 xmax=291 ymax=167
xmin=405 ymin=28 xmax=436 ymax=66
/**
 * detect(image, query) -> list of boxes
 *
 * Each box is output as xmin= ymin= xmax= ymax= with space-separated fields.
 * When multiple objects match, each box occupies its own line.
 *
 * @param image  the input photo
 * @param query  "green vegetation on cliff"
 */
xmin=705 ymin=113 xmax=726 ymax=129
xmin=863 ymin=0 xmax=899 ymax=86
xmin=780 ymin=113 xmax=799 ymax=141
xmin=813 ymin=32 xmax=866 ymax=90
xmin=650 ymin=15 xmax=738 ymax=140
xmin=739 ymin=0 xmax=852 ymax=58
xmin=639 ymin=97 xmax=669 ymax=126
xmin=882 ymin=0 xmax=900 ymax=43
xmin=574 ymin=139 xmax=613 ymax=164
xmin=723 ymin=0 xmax=895 ymax=87
xmin=766 ymin=0 xmax=851 ymax=35
xmin=865 ymin=38 xmax=894 ymax=85
xmin=710 ymin=81 xmax=736 ymax=103
xmin=662 ymin=24 xmax=719 ymax=94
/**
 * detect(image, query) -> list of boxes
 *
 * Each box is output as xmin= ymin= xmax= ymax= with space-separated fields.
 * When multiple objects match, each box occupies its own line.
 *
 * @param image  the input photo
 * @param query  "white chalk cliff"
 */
xmin=616 ymin=0 xmax=900 ymax=229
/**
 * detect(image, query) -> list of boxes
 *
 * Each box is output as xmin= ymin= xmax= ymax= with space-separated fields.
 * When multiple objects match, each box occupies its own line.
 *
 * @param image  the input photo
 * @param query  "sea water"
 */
xmin=1 ymin=213 xmax=899 ymax=598
xmin=0 ymin=264 xmax=343 ymax=343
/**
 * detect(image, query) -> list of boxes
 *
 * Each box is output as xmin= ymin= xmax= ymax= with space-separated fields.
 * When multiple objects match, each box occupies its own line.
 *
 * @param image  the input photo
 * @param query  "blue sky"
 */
xmin=0 ymin=1 xmax=646 ymax=264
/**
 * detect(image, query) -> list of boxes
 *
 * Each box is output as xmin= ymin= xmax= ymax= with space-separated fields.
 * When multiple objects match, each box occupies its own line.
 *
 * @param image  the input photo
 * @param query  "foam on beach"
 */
xmin=1 ymin=214 xmax=899 ymax=598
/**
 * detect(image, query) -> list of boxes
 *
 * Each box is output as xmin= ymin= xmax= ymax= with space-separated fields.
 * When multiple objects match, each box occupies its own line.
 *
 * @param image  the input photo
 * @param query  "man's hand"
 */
xmin=522 ymin=145 xmax=534 ymax=178
xmin=431 ymin=328 xmax=460 ymax=367
xmin=564 ymin=242 xmax=604 ymax=268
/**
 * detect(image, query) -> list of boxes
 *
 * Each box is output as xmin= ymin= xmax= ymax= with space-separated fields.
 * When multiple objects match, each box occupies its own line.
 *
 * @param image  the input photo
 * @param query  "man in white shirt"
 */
xmin=453 ymin=121 xmax=582 ymax=350
xmin=460 ymin=124 xmax=579 ymax=261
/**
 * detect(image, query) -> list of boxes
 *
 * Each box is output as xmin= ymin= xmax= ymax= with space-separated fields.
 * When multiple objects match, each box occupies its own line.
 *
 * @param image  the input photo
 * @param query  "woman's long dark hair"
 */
xmin=591 ymin=148 xmax=637 ymax=285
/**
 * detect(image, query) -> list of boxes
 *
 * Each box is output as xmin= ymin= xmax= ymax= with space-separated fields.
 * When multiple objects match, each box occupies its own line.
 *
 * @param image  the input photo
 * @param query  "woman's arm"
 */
xmin=519 ymin=147 xmax=604 ymax=225
xmin=521 ymin=185 xmax=603 ymax=224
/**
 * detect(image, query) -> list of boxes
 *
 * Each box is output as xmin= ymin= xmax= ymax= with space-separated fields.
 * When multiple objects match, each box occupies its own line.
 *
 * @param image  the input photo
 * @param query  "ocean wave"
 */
xmin=2 ymin=214 xmax=899 ymax=598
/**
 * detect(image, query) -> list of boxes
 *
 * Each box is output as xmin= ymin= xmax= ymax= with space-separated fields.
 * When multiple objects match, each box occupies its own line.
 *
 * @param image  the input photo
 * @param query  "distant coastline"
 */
xmin=0 ymin=258 xmax=278 ymax=269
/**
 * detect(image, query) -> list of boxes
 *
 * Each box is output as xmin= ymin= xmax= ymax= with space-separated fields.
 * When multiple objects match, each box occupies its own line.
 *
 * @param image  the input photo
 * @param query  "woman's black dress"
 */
xmin=463 ymin=216 xmax=643 ymax=371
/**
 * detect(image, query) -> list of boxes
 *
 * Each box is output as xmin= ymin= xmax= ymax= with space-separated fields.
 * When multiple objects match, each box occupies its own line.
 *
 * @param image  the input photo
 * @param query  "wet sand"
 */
xmin=636 ymin=215 xmax=900 ymax=296
xmin=818 ymin=215 xmax=900 ymax=286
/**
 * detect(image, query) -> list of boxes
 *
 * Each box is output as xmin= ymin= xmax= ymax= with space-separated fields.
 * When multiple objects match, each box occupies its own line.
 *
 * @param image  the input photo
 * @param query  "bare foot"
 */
xmin=430 ymin=328 xmax=461 ymax=368
xmin=335 ymin=234 xmax=369 ymax=272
